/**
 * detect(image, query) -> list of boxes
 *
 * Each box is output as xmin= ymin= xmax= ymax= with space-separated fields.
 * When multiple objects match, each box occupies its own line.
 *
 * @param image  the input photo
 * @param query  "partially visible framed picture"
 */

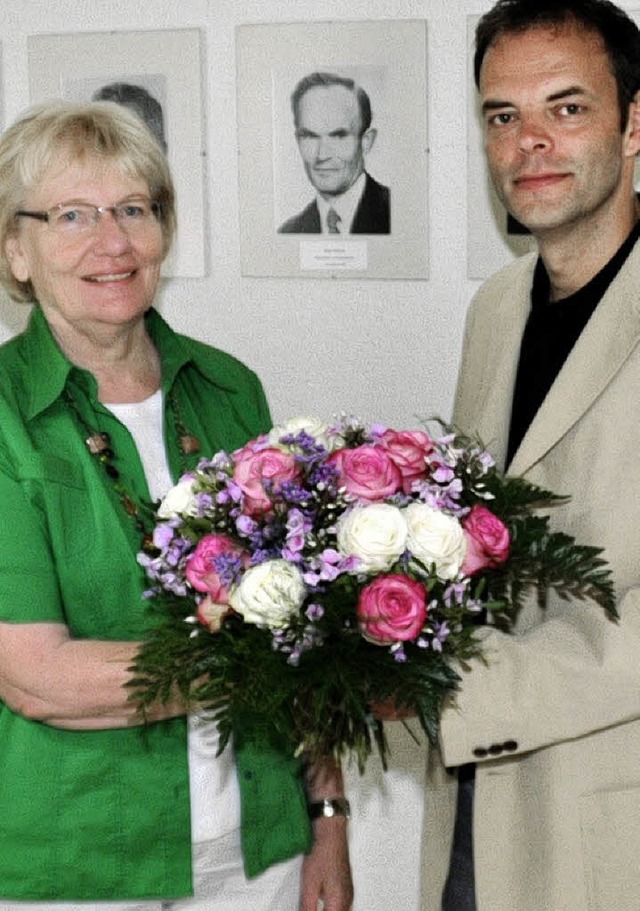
xmin=236 ymin=19 xmax=428 ymax=279
xmin=27 ymin=29 xmax=206 ymax=278
xmin=466 ymin=15 xmax=534 ymax=280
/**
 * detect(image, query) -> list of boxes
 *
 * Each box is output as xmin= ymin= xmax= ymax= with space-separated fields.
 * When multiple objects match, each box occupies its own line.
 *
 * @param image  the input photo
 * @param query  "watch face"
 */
xmin=309 ymin=798 xmax=351 ymax=819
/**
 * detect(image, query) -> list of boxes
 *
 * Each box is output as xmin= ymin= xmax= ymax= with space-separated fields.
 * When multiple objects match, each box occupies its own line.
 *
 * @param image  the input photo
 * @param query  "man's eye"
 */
xmin=488 ymin=112 xmax=514 ymax=126
xmin=559 ymin=103 xmax=582 ymax=116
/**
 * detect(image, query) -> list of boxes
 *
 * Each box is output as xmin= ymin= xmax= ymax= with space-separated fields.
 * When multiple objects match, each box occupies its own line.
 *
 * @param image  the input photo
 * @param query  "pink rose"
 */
xmin=461 ymin=505 xmax=510 ymax=576
xmin=380 ymin=429 xmax=434 ymax=493
xmin=357 ymin=574 xmax=427 ymax=645
xmin=328 ymin=445 xmax=403 ymax=502
xmin=185 ymin=533 xmax=246 ymax=601
xmin=196 ymin=595 xmax=233 ymax=633
xmin=232 ymin=446 xmax=300 ymax=516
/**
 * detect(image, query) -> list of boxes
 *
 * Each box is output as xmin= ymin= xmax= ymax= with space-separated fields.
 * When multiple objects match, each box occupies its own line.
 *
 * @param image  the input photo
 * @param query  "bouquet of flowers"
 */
xmin=134 ymin=415 xmax=615 ymax=770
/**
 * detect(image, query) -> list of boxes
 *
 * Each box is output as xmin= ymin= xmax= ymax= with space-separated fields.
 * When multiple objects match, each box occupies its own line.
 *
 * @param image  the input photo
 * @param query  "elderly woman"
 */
xmin=0 ymin=101 xmax=352 ymax=911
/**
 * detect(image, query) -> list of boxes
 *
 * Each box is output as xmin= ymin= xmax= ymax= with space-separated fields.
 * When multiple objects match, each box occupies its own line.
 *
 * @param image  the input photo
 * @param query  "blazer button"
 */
xmin=488 ymin=744 xmax=504 ymax=755
xmin=504 ymin=740 xmax=518 ymax=752
xmin=472 ymin=747 xmax=488 ymax=758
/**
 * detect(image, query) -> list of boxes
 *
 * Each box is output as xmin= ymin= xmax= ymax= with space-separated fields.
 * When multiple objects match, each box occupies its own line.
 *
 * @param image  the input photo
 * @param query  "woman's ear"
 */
xmin=4 ymin=235 xmax=31 ymax=283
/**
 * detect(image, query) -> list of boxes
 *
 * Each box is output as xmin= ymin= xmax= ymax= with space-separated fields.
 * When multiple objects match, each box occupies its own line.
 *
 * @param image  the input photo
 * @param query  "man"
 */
xmin=422 ymin=2 xmax=640 ymax=909
xmin=278 ymin=72 xmax=390 ymax=235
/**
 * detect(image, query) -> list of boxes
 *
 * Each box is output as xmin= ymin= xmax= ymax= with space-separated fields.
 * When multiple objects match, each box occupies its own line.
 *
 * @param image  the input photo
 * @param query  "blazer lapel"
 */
xmin=454 ymin=255 xmax=535 ymax=471
xmin=510 ymin=243 xmax=640 ymax=476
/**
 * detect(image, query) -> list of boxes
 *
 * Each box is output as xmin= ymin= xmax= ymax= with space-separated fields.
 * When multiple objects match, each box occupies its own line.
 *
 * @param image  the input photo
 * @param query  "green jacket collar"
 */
xmin=22 ymin=306 xmax=239 ymax=420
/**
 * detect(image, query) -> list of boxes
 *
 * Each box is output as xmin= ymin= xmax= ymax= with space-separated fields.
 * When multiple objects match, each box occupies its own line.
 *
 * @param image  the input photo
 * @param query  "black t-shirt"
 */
xmin=506 ymin=222 xmax=640 ymax=467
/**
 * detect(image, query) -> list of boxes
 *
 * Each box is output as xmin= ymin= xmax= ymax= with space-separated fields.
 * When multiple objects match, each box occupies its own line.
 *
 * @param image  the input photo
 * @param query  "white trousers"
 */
xmin=0 ymin=830 xmax=304 ymax=911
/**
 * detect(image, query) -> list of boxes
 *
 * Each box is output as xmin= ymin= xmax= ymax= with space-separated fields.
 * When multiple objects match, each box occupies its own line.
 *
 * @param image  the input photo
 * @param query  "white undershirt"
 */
xmin=106 ymin=389 xmax=241 ymax=843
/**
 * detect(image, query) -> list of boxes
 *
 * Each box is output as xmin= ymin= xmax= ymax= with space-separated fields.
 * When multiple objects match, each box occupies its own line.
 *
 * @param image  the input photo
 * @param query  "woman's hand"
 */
xmin=299 ymin=755 xmax=354 ymax=911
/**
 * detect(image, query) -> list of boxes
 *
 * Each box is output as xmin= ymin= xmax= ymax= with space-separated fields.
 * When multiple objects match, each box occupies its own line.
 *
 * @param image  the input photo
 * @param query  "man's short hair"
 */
xmin=92 ymin=82 xmax=167 ymax=153
xmin=474 ymin=0 xmax=640 ymax=129
xmin=291 ymin=72 xmax=373 ymax=134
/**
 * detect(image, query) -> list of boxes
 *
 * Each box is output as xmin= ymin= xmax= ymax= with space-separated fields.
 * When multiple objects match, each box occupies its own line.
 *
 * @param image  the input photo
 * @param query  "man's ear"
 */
xmin=361 ymin=128 xmax=377 ymax=156
xmin=623 ymin=90 xmax=640 ymax=158
xmin=4 ymin=235 xmax=31 ymax=283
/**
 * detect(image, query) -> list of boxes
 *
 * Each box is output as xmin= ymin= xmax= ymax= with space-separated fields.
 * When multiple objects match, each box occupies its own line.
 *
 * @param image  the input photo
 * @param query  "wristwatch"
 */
xmin=308 ymin=797 xmax=351 ymax=820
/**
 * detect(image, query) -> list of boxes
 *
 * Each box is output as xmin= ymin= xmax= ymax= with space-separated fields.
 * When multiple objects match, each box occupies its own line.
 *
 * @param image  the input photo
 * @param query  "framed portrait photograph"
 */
xmin=27 ymin=29 xmax=206 ymax=278
xmin=236 ymin=19 xmax=428 ymax=279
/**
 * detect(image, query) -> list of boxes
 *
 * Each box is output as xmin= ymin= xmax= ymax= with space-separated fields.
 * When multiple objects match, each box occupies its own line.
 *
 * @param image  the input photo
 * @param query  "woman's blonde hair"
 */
xmin=0 ymin=99 xmax=176 ymax=303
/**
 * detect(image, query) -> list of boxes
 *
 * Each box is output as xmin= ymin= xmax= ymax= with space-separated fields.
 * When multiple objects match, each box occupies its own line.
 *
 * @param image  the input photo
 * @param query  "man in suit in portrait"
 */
xmin=278 ymin=71 xmax=390 ymax=235
xmin=419 ymin=2 xmax=640 ymax=910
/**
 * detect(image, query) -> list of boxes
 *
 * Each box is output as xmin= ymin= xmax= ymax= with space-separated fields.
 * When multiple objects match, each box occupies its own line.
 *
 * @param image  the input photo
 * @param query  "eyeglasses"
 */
xmin=15 ymin=196 xmax=161 ymax=235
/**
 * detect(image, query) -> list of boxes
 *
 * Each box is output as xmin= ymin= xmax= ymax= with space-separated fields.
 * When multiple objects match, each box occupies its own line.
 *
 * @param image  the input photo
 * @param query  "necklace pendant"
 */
xmin=179 ymin=434 xmax=201 ymax=455
xmin=86 ymin=432 xmax=111 ymax=455
xmin=121 ymin=495 xmax=138 ymax=517
xmin=141 ymin=533 xmax=157 ymax=554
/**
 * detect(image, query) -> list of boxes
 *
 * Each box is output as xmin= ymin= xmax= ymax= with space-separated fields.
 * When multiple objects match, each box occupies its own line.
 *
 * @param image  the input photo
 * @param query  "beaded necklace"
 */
xmin=63 ymin=386 xmax=200 ymax=549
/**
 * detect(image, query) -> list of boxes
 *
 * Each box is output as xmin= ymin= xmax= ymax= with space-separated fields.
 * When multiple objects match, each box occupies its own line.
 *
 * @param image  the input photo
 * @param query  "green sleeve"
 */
xmin=0 ymin=452 xmax=64 ymax=623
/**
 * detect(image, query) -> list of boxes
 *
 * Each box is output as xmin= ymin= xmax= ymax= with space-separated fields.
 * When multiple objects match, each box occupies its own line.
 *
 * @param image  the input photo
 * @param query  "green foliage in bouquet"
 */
xmin=132 ymin=418 xmax=616 ymax=771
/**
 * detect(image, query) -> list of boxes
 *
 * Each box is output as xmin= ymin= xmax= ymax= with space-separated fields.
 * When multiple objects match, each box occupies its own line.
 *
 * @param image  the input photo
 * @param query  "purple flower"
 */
xmin=444 ymin=581 xmax=468 ymax=608
xmin=153 ymin=524 xmax=175 ymax=550
xmin=305 ymin=602 xmax=325 ymax=621
xmin=476 ymin=450 xmax=495 ymax=472
xmin=278 ymin=480 xmax=311 ymax=504
xmin=302 ymin=548 xmax=355 ymax=587
xmin=368 ymin=422 xmax=388 ymax=442
xmin=308 ymin=462 xmax=340 ymax=488
xmin=391 ymin=643 xmax=407 ymax=663
xmin=285 ymin=508 xmax=310 ymax=555
xmin=236 ymin=514 xmax=258 ymax=536
xmin=212 ymin=552 xmax=245 ymax=588
xmin=195 ymin=492 xmax=214 ymax=516
xmin=432 ymin=465 xmax=455 ymax=484
xmin=431 ymin=621 xmax=451 ymax=652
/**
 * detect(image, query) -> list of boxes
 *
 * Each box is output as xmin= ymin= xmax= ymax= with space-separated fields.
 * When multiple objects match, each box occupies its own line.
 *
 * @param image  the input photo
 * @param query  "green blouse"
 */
xmin=0 ymin=306 xmax=311 ymax=900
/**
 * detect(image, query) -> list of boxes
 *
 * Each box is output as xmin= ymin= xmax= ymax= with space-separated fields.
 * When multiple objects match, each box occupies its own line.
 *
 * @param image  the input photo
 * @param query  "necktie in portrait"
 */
xmin=326 ymin=207 xmax=341 ymax=233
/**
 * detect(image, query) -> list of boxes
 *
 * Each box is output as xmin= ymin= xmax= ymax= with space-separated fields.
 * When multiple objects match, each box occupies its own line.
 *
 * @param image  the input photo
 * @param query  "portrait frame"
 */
xmin=466 ymin=15 xmax=535 ymax=280
xmin=27 ymin=28 xmax=206 ymax=278
xmin=236 ymin=19 xmax=428 ymax=280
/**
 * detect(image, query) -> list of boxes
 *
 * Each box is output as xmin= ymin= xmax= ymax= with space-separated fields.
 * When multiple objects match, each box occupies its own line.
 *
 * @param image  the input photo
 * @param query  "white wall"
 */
xmin=3 ymin=1 xmax=638 ymax=908
xmin=0 ymin=0 xmax=505 ymax=433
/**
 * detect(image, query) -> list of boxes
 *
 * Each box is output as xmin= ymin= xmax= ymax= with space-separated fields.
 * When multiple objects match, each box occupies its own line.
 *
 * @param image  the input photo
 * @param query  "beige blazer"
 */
xmin=420 ymin=246 xmax=640 ymax=911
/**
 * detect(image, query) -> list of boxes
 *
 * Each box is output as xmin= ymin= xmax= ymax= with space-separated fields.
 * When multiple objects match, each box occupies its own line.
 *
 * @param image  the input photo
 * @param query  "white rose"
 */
xmin=336 ymin=503 xmax=408 ymax=574
xmin=157 ymin=476 xmax=199 ymax=519
xmin=268 ymin=416 xmax=341 ymax=453
xmin=229 ymin=559 xmax=306 ymax=629
xmin=404 ymin=502 xmax=467 ymax=580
